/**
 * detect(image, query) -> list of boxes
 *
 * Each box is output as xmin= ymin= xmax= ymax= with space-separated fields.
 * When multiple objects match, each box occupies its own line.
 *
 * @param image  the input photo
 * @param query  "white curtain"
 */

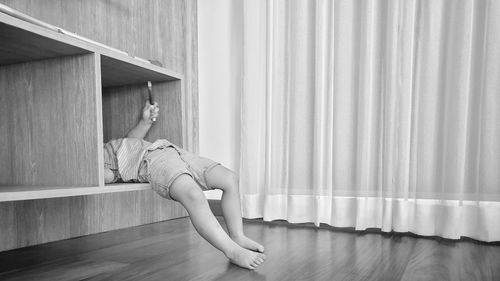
xmin=239 ymin=0 xmax=500 ymax=242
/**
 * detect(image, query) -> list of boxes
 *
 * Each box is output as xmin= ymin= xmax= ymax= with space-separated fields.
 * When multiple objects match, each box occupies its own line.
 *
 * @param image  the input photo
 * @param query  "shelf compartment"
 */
xmin=0 ymin=183 xmax=151 ymax=202
xmin=0 ymin=54 xmax=101 ymax=187
xmin=0 ymin=12 xmax=183 ymax=86
xmin=0 ymin=11 xmax=185 ymax=200
xmin=102 ymin=80 xmax=183 ymax=144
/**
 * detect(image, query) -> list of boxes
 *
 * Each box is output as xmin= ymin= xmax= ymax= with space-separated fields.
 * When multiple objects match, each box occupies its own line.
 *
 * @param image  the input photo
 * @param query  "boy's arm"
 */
xmin=126 ymin=119 xmax=153 ymax=139
xmin=126 ymin=101 xmax=159 ymax=139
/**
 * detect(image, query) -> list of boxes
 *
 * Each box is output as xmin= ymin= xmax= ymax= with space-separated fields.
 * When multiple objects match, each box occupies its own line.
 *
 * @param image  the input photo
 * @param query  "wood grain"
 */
xmin=0 ymin=259 xmax=128 ymax=281
xmin=0 ymin=183 xmax=153 ymax=202
xmin=0 ymin=218 xmax=499 ymax=281
xmin=0 ymin=54 xmax=100 ymax=186
xmin=0 ymin=0 xmax=197 ymax=150
xmin=102 ymin=80 xmax=183 ymax=146
xmin=100 ymin=55 xmax=179 ymax=87
xmin=14 ymin=198 xmax=70 ymax=249
xmin=93 ymin=54 xmax=105 ymax=187
xmin=0 ymin=0 xmax=188 ymax=75
xmin=0 ymin=202 xmax=16 ymax=248
xmin=0 ymin=13 xmax=182 ymax=83
xmin=0 ymin=18 xmax=89 ymax=65
xmin=184 ymin=0 xmax=199 ymax=153
xmin=0 ymin=191 xmax=187 ymax=252
xmin=0 ymin=0 xmax=196 ymax=252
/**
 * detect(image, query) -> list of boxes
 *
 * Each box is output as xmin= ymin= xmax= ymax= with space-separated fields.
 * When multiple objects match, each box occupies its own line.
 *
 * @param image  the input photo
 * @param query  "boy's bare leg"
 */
xmin=169 ymin=174 xmax=266 ymax=270
xmin=205 ymin=165 xmax=265 ymax=253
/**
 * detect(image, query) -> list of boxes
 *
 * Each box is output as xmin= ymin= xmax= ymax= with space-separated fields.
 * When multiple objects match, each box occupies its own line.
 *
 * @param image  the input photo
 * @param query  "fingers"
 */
xmin=142 ymin=101 xmax=160 ymax=123
xmin=144 ymin=103 xmax=159 ymax=113
xmin=148 ymin=102 xmax=159 ymax=122
xmin=145 ymin=100 xmax=158 ymax=106
xmin=150 ymin=103 xmax=159 ymax=118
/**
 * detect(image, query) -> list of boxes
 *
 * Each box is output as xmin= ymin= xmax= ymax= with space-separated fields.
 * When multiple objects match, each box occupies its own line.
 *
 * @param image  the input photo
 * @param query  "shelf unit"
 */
xmin=0 ymin=12 xmax=183 ymax=201
xmin=0 ymin=13 xmax=183 ymax=81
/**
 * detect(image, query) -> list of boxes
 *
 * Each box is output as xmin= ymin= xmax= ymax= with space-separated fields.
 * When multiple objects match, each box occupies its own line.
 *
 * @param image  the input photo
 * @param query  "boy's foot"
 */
xmin=231 ymin=235 xmax=265 ymax=253
xmin=226 ymin=246 xmax=266 ymax=270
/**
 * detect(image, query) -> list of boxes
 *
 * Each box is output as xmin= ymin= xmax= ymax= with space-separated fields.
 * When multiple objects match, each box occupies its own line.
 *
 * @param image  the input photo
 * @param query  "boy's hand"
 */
xmin=142 ymin=101 xmax=159 ymax=124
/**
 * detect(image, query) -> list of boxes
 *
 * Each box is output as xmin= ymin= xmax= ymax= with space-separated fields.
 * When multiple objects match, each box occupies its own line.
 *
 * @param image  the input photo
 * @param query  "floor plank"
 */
xmin=0 ymin=217 xmax=499 ymax=281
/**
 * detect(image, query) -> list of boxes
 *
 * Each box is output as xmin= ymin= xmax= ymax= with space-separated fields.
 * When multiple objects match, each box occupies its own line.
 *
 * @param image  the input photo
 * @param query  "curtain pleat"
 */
xmin=240 ymin=0 xmax=500 ymax=242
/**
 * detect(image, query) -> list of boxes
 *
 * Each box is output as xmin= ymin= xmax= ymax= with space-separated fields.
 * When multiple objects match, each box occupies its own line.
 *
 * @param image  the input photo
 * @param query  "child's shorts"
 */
xmin=137 ymin=146 xmax=220 ymax=200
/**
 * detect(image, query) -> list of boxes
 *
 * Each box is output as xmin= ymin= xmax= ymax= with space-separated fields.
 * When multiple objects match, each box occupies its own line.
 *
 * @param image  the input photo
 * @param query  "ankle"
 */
xmin=223 ymin=244 xmax=241 ymax=259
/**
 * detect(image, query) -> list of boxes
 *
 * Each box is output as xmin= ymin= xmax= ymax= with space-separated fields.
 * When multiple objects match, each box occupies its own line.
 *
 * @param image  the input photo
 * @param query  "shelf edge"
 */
xmin=0 ymin=183 xmax=152 ymax=202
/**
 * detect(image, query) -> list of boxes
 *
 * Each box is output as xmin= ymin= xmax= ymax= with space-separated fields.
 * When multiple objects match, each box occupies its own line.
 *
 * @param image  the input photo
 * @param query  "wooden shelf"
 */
xmin=0 ymin=1 xmax=195 ymax=252
xmin=0 ymin=11 xmax=183 ymax=200
xmin=0 ymin=12 xmax=183 ymax=86
xmin=0 ymin=10 xmax=185 ymax=201
xmin=0 ymin=183 xmax=152 ymax=202
xmin=100 ymin=54 xmax=180 ymax=87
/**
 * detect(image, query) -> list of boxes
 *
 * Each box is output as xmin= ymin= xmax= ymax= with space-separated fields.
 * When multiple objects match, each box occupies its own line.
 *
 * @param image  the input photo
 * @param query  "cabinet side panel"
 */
xmin=0 ymin=54 xmax=100 ymax=186
xmin=102 ymin=80 xmax=183 ymax=147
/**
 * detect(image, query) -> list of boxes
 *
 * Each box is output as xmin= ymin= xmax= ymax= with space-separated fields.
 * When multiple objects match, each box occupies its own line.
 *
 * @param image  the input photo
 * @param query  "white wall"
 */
xmin=198 ymin=0 xmax=243 ymax=199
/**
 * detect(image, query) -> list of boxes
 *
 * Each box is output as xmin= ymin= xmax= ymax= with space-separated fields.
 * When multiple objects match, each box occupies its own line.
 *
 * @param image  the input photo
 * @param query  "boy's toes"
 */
xmin=227 ymin=247 xmax=266 ymax=270
xmin=232 ymin=235 xmax=265 ymax=253
xmin=257 ymin=244 xmax=265 ymax=253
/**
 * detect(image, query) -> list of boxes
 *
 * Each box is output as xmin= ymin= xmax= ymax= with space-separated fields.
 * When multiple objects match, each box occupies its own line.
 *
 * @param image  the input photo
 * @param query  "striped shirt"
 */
xmin=103 ymin=138 xmax=175 ymax=182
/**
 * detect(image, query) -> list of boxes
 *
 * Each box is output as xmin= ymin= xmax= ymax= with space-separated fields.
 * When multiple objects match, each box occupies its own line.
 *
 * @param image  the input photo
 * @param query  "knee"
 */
xmin=184 ymin=186 xmax=207 ymax=206
xmin=170 ymin=175 xmax=207 ymax=205
xmin=205 ymin=166 xmax=240 ymax=191
xmin=220 ymin=171 xmax=239 ymax=192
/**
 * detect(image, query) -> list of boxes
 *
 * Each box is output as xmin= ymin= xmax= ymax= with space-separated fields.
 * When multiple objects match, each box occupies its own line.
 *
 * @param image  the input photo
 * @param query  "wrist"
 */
xmin=140 ymin=119 xmax=153 ymax=126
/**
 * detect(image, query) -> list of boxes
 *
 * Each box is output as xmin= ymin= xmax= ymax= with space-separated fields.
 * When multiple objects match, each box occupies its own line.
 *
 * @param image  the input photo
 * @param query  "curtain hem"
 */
xmin=242 ymin=194 xmax=500 ymax=242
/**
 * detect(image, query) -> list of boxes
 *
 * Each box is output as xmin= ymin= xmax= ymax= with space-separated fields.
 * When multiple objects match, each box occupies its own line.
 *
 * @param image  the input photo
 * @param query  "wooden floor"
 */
xmin=0 ymin=217 xmax=499 ymax=281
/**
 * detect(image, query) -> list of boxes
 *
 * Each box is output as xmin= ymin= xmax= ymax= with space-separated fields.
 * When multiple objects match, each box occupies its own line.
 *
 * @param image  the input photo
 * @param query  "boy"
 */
xmin=103 ymin=101 xmax=266 ymax=270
